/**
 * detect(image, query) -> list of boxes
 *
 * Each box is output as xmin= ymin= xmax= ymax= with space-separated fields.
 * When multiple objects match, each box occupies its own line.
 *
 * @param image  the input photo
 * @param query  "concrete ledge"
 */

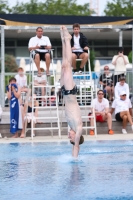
xmin=0 ymin=121 xmax=133 ymax=138
xmin=0 ymin=134 xmax=133 ymax=144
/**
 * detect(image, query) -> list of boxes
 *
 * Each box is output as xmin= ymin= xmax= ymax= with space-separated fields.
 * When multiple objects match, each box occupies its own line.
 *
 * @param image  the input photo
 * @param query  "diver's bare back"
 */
xmin=64 ymin=95 xmax=82 ymax=133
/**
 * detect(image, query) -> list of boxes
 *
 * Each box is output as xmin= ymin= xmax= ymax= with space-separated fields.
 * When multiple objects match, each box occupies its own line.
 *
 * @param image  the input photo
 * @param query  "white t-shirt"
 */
xmin=115 ymin=82 xmax=129 ymax=99
xmin=72 ymin=35 xmax=83 ymax=52
xmin=91 ymin=98 xmax=109 ymax=112
xmin=15 ymin=74 xmax=27 ymax=87
xmin=28 ymin=35 xmax=51 ymax=53
xmin=34 ymin=75 xmax=46 ymax=83
xmin=112 ymin=98 xmax=132 ymax=114
xmin=112 ymin=55 xmax=129 ymax=75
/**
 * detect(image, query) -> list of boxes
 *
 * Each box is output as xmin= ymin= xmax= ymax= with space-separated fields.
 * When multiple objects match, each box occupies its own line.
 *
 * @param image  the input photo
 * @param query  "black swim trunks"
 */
xmin=61 ymin=85 xmax=77 ymax=95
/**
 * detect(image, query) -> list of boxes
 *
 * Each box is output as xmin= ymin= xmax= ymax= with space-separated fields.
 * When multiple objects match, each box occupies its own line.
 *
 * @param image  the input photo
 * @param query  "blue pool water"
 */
xmin=0 ymin=141 xmax=133 ymax=200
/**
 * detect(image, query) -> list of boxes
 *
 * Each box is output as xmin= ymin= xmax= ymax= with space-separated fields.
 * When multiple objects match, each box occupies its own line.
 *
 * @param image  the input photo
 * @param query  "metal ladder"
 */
xmin=26 ymin=49 xmax=61 ymax=139
xmin=74 ymin=50 xmax=97 ymax=136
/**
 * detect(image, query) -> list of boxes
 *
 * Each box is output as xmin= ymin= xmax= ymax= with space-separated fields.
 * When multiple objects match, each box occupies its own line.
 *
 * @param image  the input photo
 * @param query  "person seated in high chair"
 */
xmin=28 ymin=27 xmax=52 ymax=76
xmin=110 ymin=91 xmax=133 ymax=134
xmin=60 ymin=25 xmax=84 ymax=159
xmin=71 ymin=23 xmax=89 ymax=74
xmin=89 ymin=90 xmax=114 ymax=135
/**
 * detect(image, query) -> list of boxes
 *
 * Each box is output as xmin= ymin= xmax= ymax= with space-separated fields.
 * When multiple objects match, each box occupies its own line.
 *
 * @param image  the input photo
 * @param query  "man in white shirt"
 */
xmin=112 ymin=47 xmax=129 ymax=86
xmin=89 ymin=90 xmax=114 ymax=135
xmin=115 ymin=76 xmax=129 ymax=99
xmin=28 ymin=27 xmax=52 ymax=76
xmin=71 ymin=23 xmax=89 ymax=74
xmin=110 ymin=91 xmax=133 ymax=134
xmin=15 ymin=67 xmax=28 ymax=92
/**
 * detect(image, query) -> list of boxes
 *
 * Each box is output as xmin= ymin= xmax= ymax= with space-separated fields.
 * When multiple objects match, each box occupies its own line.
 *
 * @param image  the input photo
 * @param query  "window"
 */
xmin=5 ymin=40 xmax=15 ymax=47
xmin=57 ymin=47 xmax=62 ymax=57
xmin=17 ymin=40 xmax=29 ymax=46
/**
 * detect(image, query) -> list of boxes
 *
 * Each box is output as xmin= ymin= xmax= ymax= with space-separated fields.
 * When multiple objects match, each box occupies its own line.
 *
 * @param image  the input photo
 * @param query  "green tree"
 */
xmin=104 ymin=0 xmax=133 ymax=16
xmin=0 ymin=0 xmax=10 ymax=13
xmin=128 ymin=51 xmax=132 ymax=63
xmin=11 ymin=0 xmax=93 ymax=15
xmin=0 ymin=54 xmax=18 ymax=72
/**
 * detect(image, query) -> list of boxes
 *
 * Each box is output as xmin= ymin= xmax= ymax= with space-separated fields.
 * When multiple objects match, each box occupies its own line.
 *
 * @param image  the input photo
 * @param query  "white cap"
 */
xmin=120 ymin=91 xmax=126 ymax=96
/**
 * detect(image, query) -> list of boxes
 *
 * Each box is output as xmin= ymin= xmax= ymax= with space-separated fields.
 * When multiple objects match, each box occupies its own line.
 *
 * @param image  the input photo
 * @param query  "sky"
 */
xmin=8 ymin=0 xmax=113 ymax=16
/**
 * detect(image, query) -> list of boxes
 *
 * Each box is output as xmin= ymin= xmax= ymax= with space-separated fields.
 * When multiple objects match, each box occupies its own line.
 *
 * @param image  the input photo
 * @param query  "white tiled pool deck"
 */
xmin=0 ymin=134 xmax=133 ymax=143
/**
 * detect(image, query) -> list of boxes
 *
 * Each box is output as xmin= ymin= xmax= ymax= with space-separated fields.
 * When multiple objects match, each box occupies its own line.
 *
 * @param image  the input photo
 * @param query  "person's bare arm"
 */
xmin=105 ymin=107 xmax=109 ymax=114
xmin=110 ymin=108 xmax=115 ymax=114
xmin=91 ymin=107 xmax=103 ymax=115
xmin=35 ymin=100 xmax=39 ymax=118
xmin=73 ymin=125 xmax=82 ymax=158
xmin=34 ymin=80 xmax=40 ymax=86
xmin=112 ymin=55 xmax=119 ymax=65
xmin=12 ymin=86 xmax=21 ymax=99
xmin=129 ymin=108 xmax=132 ymax=117
xmin=84 ymin=47 xmax=89 ymax=50
xmin=71 ymin=47 xmax=77 ymax=50
xmin=28 ymin=45 xmax=40 ymax=51
xmin=121 ymin=55 xmax=129 ymax=65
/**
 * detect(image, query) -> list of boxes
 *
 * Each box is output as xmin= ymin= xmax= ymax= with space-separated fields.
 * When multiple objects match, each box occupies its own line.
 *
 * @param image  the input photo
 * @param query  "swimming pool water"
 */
xmin=0 ymin=140 xmax=133 ymax=200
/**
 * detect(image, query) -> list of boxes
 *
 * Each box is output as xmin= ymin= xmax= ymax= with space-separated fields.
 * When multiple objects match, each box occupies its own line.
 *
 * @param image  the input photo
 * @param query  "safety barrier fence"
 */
xmin=1 ymin=70 xmax=133 ymax=106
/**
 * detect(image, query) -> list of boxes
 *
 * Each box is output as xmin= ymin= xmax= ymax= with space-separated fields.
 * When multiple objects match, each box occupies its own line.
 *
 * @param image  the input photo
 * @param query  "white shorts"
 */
xmin=24 ymin=113 xmax=37 ymax=124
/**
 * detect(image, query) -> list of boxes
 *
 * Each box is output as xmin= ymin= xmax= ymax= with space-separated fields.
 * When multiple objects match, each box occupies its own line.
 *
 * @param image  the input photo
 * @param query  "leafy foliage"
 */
xmin=104 ymin=0 xmax=133 ymax=16
xmin=1 ymin=0 xmax=93 ymax=15
xmin=0 ymin=54 xmax=18 ymax=72
xmin=0 ymin=0 xmax=10 ymax=13
xmin=128 ymin=51 xmax=132 ymax=63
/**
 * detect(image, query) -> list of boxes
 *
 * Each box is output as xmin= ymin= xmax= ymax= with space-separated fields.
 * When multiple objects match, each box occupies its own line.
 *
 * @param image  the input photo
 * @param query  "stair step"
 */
xmin=0 ymin=121 xmax=133 ymax=138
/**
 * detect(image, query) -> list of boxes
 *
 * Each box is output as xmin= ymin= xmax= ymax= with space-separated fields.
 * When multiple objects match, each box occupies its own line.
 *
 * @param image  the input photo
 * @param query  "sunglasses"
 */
xmin=98 ymin=93 xmax=104 ymax=95
xmin=104 ymin=68 xmax=109 ymax=70
xmin=122 ymin=94 xmax=126 ymax=96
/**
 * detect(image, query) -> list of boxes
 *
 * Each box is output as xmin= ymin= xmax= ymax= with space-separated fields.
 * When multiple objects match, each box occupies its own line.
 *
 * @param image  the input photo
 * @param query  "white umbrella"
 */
xmin=19 ymin=58 xmax=26 ymax=71
xmin=55 ymin=60 xmax=61 ymax=82
xmin=94 ymin=60 xmax=101 ymax=72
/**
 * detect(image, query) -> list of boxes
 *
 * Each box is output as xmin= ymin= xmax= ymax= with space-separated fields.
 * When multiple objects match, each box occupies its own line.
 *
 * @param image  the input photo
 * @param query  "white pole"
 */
xmin=1 ymin=26 xmax=5 ymax=107
xmin=119 ymin=30 xmax=123 ymax=47
xmin=31 ymin=54 xmax=34 ymax=140
xmin=132 ymin=25 xmax=133 ymax=98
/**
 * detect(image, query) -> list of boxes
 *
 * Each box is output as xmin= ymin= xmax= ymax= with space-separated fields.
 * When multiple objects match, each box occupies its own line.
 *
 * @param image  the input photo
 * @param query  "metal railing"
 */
xmin=1 ymin=70 xmax=133 ymax=106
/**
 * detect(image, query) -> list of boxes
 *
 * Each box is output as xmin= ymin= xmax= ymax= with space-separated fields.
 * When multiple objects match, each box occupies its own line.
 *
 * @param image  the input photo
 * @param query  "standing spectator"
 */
xmin=89 ymin=90 xmax=114 ymax=135
xmin=6 ymin=77 xmax=23 ymax=138
xmin=110 ymin=91 xmax=133 ymax=134
xmin=112 ymin=47 xmax=129 ymax=86
xmin=34 ymin=67 xmax=46 ymax=106
xmin=28 ymin=27 xmax=52 ymax=76
xmin=71 ymin=23 xmax=89 ymax=74
xmin=115 ymin=76 xmax=129 ymax=99
xmin=15 ymin=67 xmax=28 ymax=92
xmin=99 ymin=66 xmax=114 ymax=101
